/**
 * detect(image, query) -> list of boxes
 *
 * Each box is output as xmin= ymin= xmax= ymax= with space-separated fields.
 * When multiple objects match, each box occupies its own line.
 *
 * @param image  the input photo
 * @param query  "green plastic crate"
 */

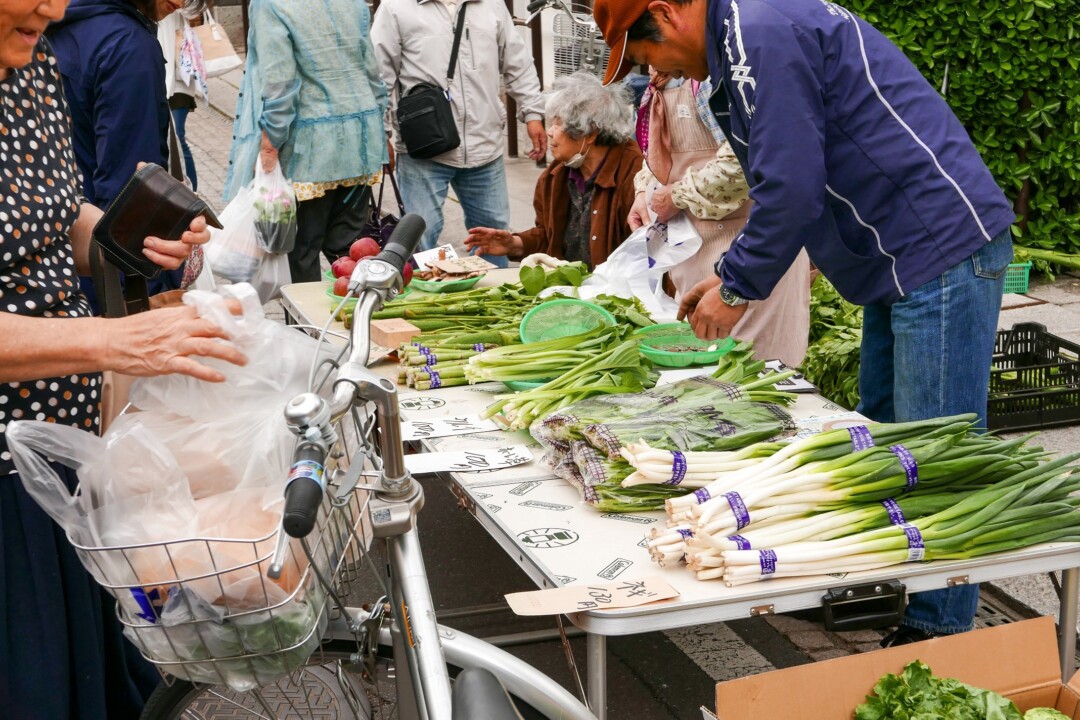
xmin=1003 ymin=261 xmax=1032 ymax=294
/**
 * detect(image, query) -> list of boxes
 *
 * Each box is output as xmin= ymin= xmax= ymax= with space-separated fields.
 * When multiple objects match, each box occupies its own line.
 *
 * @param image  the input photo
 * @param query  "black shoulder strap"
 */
xmin=446 ymin=2 xmax=468 ymax=84
xmin=89 ymin=239 xmax=150 ymax=317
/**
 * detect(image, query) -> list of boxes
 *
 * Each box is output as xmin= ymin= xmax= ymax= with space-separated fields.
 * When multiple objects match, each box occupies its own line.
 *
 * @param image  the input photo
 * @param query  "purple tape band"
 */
xmin=759 ymin=549 xmax=777 ymax=576
xmin=848 ymin=425 xmax=875 ymax=451
xmin=417 ymin=345 xmax=429 ymax=354
xmin=729 ymin=534 xmax=751 ymax=550
xmin=694 ymin=488 xmax=711 ymax=505
xmin=900 ymin=523 xmax=925 ymax=562
xmin=669 ymin=451 xmax=688 ymax=485
xmin=426 ymin=354 xmax=437 ymax=366
xmin=429 ymin=370 xmax=442 ymax=389
xmin=889 ymin=444 xmax=919 ymax=490
xmin=723 ymin=491 xmax=751 ymax=531
xmin=677 ymin=528 xmax=693 ymax=540
xmin=881 ymin=498 xmax=907 ymax=526
xmin=474 ymin=343 xmax=485 ymax=353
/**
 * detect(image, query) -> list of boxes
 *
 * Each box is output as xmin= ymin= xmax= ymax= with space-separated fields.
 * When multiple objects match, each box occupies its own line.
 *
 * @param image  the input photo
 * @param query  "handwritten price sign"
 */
xmin=403 ymin=445 xmax=533 ymax=475
xmin=504 ymin=576 xmax=679 ymax=616
xmin=401 ymin=416 xmax=500 ymax=441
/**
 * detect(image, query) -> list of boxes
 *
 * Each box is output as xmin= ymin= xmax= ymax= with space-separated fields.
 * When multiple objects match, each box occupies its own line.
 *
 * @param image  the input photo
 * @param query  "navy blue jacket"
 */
xmin=47 ymin=0 xmax=169 ymax=210
xmin=706 ymin=0 xmax=1015 ymax=306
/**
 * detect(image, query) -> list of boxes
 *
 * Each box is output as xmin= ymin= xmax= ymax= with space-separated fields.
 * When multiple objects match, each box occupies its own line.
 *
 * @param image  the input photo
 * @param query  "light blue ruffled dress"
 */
xmin=224 ymin=0 xmax=388 ymax=201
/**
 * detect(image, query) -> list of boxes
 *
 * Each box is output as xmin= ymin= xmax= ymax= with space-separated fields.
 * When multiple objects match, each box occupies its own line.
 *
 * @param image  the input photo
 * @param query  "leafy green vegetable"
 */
xmin=856 ymin=661 xmax=1022 ymax=720
xmin=518 ymin=261 xmax=590 ymax=295
xmin=801 ymin=276 xmax=863 ymax=410
xmin=1024 ymin=709 xmax=1071 ymax=720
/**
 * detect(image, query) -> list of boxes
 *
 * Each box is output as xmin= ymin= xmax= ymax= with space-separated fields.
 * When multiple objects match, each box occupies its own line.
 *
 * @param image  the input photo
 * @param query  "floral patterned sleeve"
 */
xmin=633 ymin=164 xmax=656 ymax=194
xmin=669 ymin=141 xmax=750 ymax=220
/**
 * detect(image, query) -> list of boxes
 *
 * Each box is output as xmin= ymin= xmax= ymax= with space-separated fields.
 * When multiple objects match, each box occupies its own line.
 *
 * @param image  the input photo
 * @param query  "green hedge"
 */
xmin=847 ymin=0 xmax=1080 ymax=259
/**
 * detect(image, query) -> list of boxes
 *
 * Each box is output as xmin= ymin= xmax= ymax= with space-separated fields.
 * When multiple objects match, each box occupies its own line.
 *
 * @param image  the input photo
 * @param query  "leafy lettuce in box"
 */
xmin=856 ymin=661 xmax=1069 ymax=720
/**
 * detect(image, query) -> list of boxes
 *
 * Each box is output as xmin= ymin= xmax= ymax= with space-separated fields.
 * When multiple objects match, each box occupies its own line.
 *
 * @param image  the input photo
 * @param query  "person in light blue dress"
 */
xmin=225 ymin=0 xmax=388 ymax=282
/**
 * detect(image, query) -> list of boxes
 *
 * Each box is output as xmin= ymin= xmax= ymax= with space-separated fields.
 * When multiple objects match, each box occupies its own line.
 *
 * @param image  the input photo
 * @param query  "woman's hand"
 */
xmin=104 ymin=303 xmax=247 ymax=383
xmin=142 ymin=215 xmax=210 ymax=270
xmin=649 ymin=184 xmax=680 ymax=223
xmin=628 ymin=191 xmax=650 ymax=230
xmin=260 ymin=131 xmax=279 ymax=172
xmin=464 ymin=227 xmax=523 ymax=257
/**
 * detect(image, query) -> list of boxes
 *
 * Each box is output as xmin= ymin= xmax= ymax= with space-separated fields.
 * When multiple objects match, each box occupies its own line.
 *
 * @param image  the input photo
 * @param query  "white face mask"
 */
xmin=564 ymin=138 xmax=592 ymax=169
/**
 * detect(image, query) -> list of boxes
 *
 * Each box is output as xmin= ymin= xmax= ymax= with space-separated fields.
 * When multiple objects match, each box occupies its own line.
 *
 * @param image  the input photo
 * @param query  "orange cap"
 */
xmin=594 ymin=0 xmax=653 ymax=86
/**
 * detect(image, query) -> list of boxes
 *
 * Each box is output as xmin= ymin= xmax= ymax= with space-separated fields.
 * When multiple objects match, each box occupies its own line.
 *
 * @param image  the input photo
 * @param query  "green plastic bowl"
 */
xmin=323 ymin=268 xmax=336 ymax=284
xmin=409 ymin=274 xmax=485 ymax=293
xmin=636 ymin=323 xmax=737 ymax=367
xmin=519 ymin=299 xmax=617 ymax=343
xmin=502 ymin=379 xmax=552 ymax=392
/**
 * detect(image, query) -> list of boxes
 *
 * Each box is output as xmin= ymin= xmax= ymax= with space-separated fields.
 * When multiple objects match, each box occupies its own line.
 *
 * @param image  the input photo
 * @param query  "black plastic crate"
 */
xmin=987 ymin=322 xmax=1080 ymax=431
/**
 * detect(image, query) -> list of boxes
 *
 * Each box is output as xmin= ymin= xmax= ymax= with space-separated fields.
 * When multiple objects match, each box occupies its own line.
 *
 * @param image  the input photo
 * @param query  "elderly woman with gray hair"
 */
xmin=465 ymin=73 xmax=642 ymax=268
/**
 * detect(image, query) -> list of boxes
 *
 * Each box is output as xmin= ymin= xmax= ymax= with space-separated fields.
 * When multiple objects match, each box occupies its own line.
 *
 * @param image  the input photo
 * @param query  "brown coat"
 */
xmin=515 ymin=141 xmax=643 ymax=268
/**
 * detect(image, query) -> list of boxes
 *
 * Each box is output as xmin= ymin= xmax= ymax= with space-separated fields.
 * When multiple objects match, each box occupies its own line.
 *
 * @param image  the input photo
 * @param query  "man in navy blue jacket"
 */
xmin=596 ymin=0 xmax=1016 ymax=645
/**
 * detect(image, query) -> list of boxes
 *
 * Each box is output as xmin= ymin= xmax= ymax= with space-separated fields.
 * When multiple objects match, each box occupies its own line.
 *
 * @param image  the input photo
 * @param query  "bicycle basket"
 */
xmin=551 ymin=5 xmax=610 ymax=81
xmin=71 ymin=411 xmax=374 ymax=693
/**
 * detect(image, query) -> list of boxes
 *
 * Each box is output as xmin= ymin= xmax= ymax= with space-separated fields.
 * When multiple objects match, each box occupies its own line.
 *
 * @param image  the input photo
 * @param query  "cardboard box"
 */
xmin=707 ymin=617 xmax=1080 ymax=719
xmin=371 ymin=318 xmax=420 ymax=349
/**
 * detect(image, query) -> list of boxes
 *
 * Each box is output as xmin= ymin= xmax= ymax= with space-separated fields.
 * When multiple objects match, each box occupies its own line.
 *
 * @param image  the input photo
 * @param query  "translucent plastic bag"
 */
xmin=204 ymin=182 xmax=264 ymax=282
xmin=250 ymin=251 xmax=292 ymax=303
xmin=252 ymin=163 xmax=297 ymax=254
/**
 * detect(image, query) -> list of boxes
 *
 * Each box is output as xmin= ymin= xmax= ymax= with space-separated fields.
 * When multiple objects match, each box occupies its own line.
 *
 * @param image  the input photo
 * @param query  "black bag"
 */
xmin=359 ymin=164 xmax=406 ymax=246
xmin=396 ymin=5 xmax=468 ymax=159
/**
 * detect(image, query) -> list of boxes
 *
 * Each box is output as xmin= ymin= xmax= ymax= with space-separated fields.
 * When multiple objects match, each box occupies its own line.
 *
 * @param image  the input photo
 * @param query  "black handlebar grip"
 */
xmin=282 ymin=441 xmax=326 ymax=538
xmin=526 ymin=0 xmax=548 ymax=13
xmin=375 ymin=213 xmax=427 ymax=275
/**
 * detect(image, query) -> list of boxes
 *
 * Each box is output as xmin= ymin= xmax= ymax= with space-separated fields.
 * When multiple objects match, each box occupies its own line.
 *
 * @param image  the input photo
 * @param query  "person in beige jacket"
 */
xmin=372 ymin=0 xmax=547 ymax=259
xmin=630 ymin=71 xmax=811 ymax=366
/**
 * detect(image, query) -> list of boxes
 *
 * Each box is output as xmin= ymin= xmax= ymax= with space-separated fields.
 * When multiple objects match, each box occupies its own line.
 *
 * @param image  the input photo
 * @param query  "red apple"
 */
xmin=402 ymin=263 xmax=413 ymax=287
xmin=332 ymin=276 xmax=350 ymax=297
xmin=331 ymin=256 xmax=357 ymax=278
xmin=349 ymin=236 xmax=381 ymax=261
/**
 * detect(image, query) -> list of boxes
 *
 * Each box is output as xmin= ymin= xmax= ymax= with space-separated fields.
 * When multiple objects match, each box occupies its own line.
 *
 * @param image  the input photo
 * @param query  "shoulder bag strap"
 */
xmin=446 ymin=2 xmax=469 ymax=86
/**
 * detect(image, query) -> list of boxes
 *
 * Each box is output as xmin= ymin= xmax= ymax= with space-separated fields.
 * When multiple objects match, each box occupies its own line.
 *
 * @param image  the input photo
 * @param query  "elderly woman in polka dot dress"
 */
xmin=0 ymin=2 xmax=247 ymax=718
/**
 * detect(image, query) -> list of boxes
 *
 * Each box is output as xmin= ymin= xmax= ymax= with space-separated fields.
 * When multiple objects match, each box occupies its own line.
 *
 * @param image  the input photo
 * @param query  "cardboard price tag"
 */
xmin=403 ymin=445 xmax=532 ymax=475
xmin=412 ymin=244 xmax=458 ymax=271
xmin=505 ymin=576 xmax=679 ymax=616
xmin=401 ymin=416 xmax=500 ymax=441
xmin=762 ymin=360 xmax=816 ymax=392
xmin=429 ymin=256 xmax=496 ymax=275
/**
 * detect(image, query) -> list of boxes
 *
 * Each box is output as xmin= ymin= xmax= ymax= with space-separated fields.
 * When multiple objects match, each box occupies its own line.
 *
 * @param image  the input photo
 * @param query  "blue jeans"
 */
xmin=171 ymin=107 xmax=197 ymax=192
xmin=395 ymin=154 xmax=509 ymax=268
xmin=857 ymin=229 xmax=1013 ymax=634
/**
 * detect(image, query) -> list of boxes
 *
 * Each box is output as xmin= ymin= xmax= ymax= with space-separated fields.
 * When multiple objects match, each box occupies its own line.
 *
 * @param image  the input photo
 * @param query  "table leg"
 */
xmin=587 ymin=633 xmax=607 ymax=720
xmin=1059 ymin=568 xmax=1079 ymax=682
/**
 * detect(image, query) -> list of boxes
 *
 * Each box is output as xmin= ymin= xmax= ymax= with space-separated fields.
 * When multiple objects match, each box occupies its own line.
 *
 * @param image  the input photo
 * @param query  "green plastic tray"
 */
xmin=323 ymin=268 xmax=336 ymax=284
xmin=636 ymin=323 xmax=737 ymax=367
xmin=519 ymin=299 xmax=616 ymax=343
xmin=409 ymin=274 xmax=484 ymax=293
xmin=325 ymin=286 xmax=358 ymax=316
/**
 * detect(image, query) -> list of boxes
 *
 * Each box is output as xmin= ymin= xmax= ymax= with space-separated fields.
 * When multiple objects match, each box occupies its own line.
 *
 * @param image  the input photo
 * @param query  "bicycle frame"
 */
xmin=283 ymin=256 xmax=597 ymax=720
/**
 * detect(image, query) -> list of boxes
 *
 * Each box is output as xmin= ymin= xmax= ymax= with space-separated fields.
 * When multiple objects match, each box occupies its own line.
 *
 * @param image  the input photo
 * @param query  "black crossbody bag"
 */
xmin=396 ymin=4 xmax=467 ymax=159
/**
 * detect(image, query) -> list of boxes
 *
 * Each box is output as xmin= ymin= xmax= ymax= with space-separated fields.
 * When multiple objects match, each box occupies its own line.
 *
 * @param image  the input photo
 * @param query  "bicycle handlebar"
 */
xmin=374 ymin=213 xmax=425 ymax=277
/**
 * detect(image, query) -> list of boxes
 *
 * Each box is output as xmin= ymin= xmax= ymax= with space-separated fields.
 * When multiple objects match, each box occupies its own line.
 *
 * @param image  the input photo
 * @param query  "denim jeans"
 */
xmin=171 ymin=107 xmax=197 ymax=192
xmin=857 ymin=229 xmax=1013 ymax=634
xmin=395 ymin=154 xmax=510 ymax=268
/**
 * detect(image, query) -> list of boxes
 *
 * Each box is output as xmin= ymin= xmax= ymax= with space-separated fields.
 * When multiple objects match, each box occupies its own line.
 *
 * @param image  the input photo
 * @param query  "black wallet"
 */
xmin=92 ymin=163 xmax=222 ymax=279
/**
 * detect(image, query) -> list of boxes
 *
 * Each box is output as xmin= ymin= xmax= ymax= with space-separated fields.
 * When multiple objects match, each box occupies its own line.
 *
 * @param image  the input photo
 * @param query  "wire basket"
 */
xmin=551 ymin=4 xmax=610 ymax=81
xmin=68 ymin=409 xmax=377 ymax=693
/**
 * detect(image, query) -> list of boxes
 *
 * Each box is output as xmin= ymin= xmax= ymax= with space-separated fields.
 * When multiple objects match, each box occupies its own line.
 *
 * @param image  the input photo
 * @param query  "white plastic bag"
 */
xmin=549 ymin=214 xmax=701 ymax=322
xmin=252 ymin=163 xmax=298 ymax=254
xmin=204 ymin=182 xmax=264 ymax=282
xmin=250 ymin=251 xmax=291 ymax=303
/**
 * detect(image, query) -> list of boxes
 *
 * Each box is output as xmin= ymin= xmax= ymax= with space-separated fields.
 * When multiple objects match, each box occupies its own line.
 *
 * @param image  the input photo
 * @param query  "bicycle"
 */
xmin=57 ymin=215 xmax=597 ymax=719
xmin=525 ymin=0 xmax=611 ymax=82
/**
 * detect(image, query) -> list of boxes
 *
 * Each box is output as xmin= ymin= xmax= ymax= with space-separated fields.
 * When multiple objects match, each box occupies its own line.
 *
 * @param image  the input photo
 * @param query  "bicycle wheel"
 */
xmin=140 ymin=641 xmax=550 ymax=720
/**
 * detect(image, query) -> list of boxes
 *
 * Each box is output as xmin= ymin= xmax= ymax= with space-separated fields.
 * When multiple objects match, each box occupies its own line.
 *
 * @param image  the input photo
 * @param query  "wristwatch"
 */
xmin=718 ymin=284 xmax=750 ymax=307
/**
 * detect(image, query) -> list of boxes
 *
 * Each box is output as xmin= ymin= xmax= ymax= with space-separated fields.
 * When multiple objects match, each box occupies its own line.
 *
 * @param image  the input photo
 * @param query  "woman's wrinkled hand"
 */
xmin=649 ymin=184 xmax=680 ymax=223
xmin=464 ymin=227 xmax=523 ymax=257
xmin=260 ymin=131 xmax=279 ymax=173
xmin=628 ymin=191 xmax=650 ymax=230
xmin=105 ymin=303 xmax=247 ymax=383
xmin=142 ymin=215 xmax=210 ymax=270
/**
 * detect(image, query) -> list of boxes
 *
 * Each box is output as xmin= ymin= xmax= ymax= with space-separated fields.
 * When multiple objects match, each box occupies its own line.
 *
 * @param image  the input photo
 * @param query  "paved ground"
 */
xmin=182 ymin=56 xmax=1080 ymax=715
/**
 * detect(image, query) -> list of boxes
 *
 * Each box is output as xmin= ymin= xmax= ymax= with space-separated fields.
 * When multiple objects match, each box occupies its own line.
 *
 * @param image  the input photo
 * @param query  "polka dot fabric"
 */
xmin=0 ymin=41 xmax=100 ymax=475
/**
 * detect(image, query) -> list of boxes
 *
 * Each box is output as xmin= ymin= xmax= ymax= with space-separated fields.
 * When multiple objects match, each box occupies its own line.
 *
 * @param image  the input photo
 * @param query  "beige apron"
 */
xmin=652 ymin=80 xmax=810 ymax=366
